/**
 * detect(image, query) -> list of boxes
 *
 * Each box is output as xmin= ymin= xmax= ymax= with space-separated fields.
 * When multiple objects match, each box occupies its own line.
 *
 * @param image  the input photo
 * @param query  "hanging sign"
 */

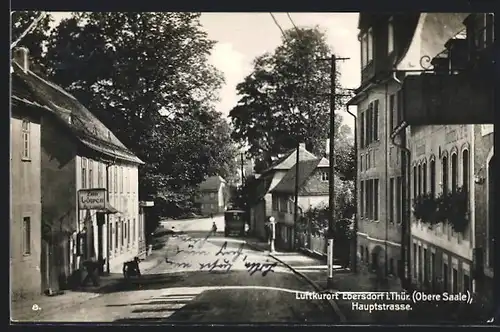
xmin=78 ymin=188 xmax=107 ymax=210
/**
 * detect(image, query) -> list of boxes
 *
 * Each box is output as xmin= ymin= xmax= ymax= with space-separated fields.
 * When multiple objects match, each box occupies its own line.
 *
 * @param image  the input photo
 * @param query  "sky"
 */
xmin=49 ymin=12 xmax=360 ymax=130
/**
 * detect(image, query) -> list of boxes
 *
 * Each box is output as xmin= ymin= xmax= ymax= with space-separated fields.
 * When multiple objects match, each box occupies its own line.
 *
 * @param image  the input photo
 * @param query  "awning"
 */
xmin=396 ymin=13 xmax=470 ymax=71
xmin=96 ymin=202 xmax=120 ymax=214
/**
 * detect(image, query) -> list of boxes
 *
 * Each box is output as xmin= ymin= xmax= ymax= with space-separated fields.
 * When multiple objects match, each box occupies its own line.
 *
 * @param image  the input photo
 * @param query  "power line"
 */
xmin=269 ymin=12 xmax=287 ymax=40
xmin=286 ymin=13 xmax=300 ymax=33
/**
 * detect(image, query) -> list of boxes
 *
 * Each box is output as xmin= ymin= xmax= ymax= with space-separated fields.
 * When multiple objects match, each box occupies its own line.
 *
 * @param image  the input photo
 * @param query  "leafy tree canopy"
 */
xmin=229 ymin=26 xmax=347 ymax=170
xmin=22 ymin=12 xmax=239 ymax=219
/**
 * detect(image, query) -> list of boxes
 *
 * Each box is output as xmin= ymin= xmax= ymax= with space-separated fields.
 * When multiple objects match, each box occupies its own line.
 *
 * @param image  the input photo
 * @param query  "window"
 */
xmin=413 ymin=244 xmax=417 ymax=278
xmin=360 ymin=113 xmax=365 ymax=148
xmin=430 ymin=159 xmax=436 ymax=197
xmin=125 ymin=168 xmax=129 ymax=194
xmin=109 ymin=222 xmax=113 ymax=251
xmin=396 ymin=176 xmax=402 ymax=224
xmin=132 ymin=219 xmax=135 ymax=243
xmin=210 ymin=192 xmax=215 ymax=199
xmin=413 ymin=166 xmax=417 ymax=199
xmin=463 ymin=273 xmax=471 ymax=293
xmin=23 ymin=217 xmax=31 ymax=255
xmin=272 ymin=197 xmax=278 ymax=211
xmin=462 ymin=150 xmax=470 ymax=193
xmin=360 ymin=181 xmax=365 ymax=218
xmin=417 ymin=164 xmax=422 ymax=196
xmin=321 ymin=171 xmax=329 ymax=182
xmin=120 ymin=219 xmax=124 ymax=247
xmin=389 ymin=258 xmax=394 ymax=275
xmin=452 ymin=267 xmax=458 ymax=293
xmin=389 ymin=94 xmax=395 ymax=130
xmin=365 ymin=247 xmax=369 ymax=265
xmin=88 ymin=160 xmax=94 ymax=188
xmin=451 ymin=153 xmax=458 ymax=193
xmin=442 ymin=156 xmax=448 ymax=196
xmin=367 ymin=28 xmax=373 ymax=62
xmin=418 ymin=246 xmax=422 ymax=282
xmin=119 ymin=167 xmax=123 ymax=194
xmin=431 ymin=252 xmax=436 ymax=289
xmin=367 ymin=104 xmax=372 ymax=144
xmin=98 ymin=163 xmax=103 ymax=187
xmin=423 ymin=248 xmax=428 ymax=283
xmin=422 ymin=162 xmax=427 ymax=194
xmin=389 ymin=178 xmax=395 ymax=223
xmin=114 ymin=220 xmax=119 ymax=251
xmin=373 ymin=100 xmax=379 ymax=141
xmin=360 ymin=246 xmax=364 ymax=261
xmin=114 ymin=166 xmax=118 ymax=193
xmin=388 ymin=17 xmax=394 ymax=53
xmin=373 ymin=179 xmax=379 ymax=221
xmin=21 ymin=120 xmax=30 ymax=160
xmin=361 ymin=33 xmax=368 ymax=67
xmin=81 ymin=158 xmax=87 ymax=189
xmin=443 ymin=263 xmax=449 ymax=291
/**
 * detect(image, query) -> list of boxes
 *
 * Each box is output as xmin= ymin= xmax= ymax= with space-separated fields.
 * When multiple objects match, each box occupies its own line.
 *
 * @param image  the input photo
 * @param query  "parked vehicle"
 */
xmin=224 ymin=209 xmax=248 ymax=237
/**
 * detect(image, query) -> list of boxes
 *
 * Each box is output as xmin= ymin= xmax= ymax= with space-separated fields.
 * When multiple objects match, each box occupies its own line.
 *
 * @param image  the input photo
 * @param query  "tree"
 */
xmin=334 ymin=124 xmax=356 ymax=180
xmin=44 ymin=12 xmax=237 ymax=222
xmin=229 ymin=26 xmax=345 ymax=168
xmin=11 ymin=11 xmax=53 ymax=75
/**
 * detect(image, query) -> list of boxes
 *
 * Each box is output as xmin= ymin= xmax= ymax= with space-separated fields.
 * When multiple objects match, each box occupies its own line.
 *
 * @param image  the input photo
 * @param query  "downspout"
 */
xmin=469 ymin=124 xmax=476 ymax=293
xmin=384 ymin=82 xmax=389 ymax=278
xmin=345 ymin=104 xmax=358 ymax=273
xmin=105 ymin=155 xmax=117 ymax=275
xmin=390 ymin=71 xmax=412 ymax=290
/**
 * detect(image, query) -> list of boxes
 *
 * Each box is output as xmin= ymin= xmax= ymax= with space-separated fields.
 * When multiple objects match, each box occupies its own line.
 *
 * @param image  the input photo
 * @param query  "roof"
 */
xmin=11 ymin=61 xmax=144 ymax=165
xmin=199 ymin=175 xmax=226 ymax=192
xmin=396 ymin=13 xmax=469 ymax=71
xmin=260 ymin=145 xmax=317 ymax=175
xmin=270 ymin=159 xmax=321 ymax=195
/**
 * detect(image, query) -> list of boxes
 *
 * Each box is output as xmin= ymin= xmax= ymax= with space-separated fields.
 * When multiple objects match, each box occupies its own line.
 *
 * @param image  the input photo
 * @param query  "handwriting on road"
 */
xmin=165 ymin=237 xmax=276 ymax=276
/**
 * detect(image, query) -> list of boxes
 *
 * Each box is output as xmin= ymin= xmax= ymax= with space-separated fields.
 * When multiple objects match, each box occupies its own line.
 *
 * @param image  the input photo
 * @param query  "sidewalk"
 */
xmin=245 ymin=238 xmax=406 ymax=323
xmin=11 ymin=249 xmax=165 ymax=322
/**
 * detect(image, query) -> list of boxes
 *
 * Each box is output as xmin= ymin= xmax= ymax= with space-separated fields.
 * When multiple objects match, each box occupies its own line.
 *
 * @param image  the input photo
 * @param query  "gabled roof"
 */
xmin=260 ymin=145 xmax=317 ymax=175
xmin=11 ymin=61 xmax=144 ymax=165
xmin=270 ymin=159 xmax=321 ymax=195
xmin=199 ymin=175 xmax=226 ymax=192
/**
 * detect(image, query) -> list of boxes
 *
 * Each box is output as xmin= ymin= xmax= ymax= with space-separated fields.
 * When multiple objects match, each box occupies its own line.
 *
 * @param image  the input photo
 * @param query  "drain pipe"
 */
xmin=390 ymin=71 xmax=412 ymax=290
xmin=345 ymin=104 xmax=357 ymax=273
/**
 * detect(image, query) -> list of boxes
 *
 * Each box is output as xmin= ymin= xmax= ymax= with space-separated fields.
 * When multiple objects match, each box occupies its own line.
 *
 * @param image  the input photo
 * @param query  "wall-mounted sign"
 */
xmin=78 ymin=188 xmax=107 ymax=210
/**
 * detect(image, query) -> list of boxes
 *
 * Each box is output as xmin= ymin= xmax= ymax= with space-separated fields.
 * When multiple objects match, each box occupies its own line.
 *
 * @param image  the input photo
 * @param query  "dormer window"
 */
xmin=388 ymin=17 xmax=394 ymax=54
xmin=321 ymin=171 xmax=329 ymax=182
xmin=361 ymin=27 xmax=374 ymax=68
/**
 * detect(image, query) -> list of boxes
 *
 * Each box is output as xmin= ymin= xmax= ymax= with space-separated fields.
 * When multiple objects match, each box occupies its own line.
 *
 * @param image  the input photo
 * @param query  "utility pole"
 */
xmin=293 ymin=142 xmax=300 ymax=250
xmin=319 ymin=54 xmax=350 ymax=289
xmin=240 ymin=152 xmax=245 ymax=187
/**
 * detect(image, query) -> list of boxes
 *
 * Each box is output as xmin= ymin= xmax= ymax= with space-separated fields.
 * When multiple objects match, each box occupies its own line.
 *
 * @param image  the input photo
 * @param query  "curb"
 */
xmin=269 ymin=253 xmax=347 ymax=323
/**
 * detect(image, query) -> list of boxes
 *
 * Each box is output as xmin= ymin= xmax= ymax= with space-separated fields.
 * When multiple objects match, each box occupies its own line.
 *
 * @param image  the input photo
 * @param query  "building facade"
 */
xmin=270 ymin=158 xmax=330 ymax=250
xmin=12 ymin=48 xmax=145 ymax=293
xmin=197 ymin=175 xmax=227 ymax=215
xmin=397 ymin=13 xmax=495 ymax=316
xmin=350 ymin=14 xmax=419 ymax=279
xmin=10 ymin=80 xmax=43 ymax=300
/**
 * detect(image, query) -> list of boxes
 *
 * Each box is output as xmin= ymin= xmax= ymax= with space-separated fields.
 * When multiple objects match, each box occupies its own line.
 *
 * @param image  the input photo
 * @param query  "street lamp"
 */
xmin=269 ymin=216 xmax=276 ymax=253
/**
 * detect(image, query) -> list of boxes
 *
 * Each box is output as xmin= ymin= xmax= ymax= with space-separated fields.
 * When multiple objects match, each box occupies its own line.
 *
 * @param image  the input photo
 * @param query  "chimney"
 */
xmin=13 ymin=47 xmax=29 ymax=72
xmin=299 ymin=143 xmax=306 ymax=150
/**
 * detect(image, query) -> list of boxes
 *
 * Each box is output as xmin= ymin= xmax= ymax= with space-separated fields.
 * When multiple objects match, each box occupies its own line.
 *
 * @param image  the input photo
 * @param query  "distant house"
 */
xmin=270 ymin=158 xmax=330 ymax=250
xmin=11 ymin=47 xmax=145 ymax=296
xmin=197 ymin=175 xmax=227 ymax=215
xmin=249 ymin=143 xmax=319 ymax=240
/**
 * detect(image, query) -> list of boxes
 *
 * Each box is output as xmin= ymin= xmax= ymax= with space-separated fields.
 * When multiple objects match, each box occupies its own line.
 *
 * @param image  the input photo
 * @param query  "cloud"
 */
xmin=209 ymin=42 xmax=251 ymax=118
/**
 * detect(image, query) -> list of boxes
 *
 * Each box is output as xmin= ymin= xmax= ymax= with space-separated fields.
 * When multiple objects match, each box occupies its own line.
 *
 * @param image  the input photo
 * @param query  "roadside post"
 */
xmin=270 ymin=216 xmax=276 ymax=253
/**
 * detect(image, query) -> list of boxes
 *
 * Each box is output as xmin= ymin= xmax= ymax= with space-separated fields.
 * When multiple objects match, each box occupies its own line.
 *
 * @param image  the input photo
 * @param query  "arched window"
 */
xmin=430 ymin=158 xmax=436 ymax=197
xmin=413 ymin=166 xmax=417 ymax=199
xmin=462 ymin=149 xmax=470 ymax=194
xmin=418 ymin=164 xmax=422 ymax=196
xmin=442 ymin=156 xmax=448 ymax=195
xmin=451 ymin=153 xmax=458 ymax=193
xmin=422 ymin=162 xmax=427 ymax=194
